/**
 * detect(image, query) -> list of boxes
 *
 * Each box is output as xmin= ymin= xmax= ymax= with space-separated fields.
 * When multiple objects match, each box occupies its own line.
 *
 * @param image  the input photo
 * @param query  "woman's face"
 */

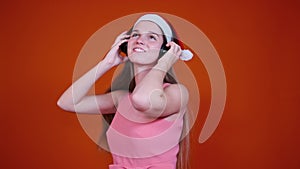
xmin=127 ymin=21 xmax=164 ymax=65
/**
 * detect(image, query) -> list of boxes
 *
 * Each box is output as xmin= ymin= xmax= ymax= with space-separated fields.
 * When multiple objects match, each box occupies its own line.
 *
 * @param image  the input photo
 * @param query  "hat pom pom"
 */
xmin=180 ymin=49 xmax=193 ymax=61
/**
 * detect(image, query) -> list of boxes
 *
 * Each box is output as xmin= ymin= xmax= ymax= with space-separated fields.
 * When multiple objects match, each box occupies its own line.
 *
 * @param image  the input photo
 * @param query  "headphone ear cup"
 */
xmin=160 ymin=45 xmax=170 ymax=58
xmin=160 ymin=45 xmax=170 ymax=55
xmin=119 ymin=42 xmax=128 ymax=55
xmin=163 ymin=45 xmax=170 ymax=51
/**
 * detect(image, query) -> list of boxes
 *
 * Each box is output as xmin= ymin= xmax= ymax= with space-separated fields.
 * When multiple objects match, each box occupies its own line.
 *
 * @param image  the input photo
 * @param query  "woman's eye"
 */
xmin=131 ymin=33 xmax=139 ymax=38
xmin=149 ymin=35 xmax=157 ymax=40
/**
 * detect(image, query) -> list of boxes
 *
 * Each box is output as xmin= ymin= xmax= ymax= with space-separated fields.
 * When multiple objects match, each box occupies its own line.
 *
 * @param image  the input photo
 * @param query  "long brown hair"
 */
xmin=100 ymin=19 xmax=190 ymax=169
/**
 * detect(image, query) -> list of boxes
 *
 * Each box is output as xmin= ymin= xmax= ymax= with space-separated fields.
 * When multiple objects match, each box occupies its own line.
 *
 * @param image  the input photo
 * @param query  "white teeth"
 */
xmin=133 ymin=48 xmax=145 ymax=52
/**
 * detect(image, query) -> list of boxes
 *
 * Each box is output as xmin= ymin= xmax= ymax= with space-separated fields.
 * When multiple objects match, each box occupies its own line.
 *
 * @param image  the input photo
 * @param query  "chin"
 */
xmin=131 ymin=50 xmax=160 ymax=57
xmin=129 ymin=52 xmax=158 ymax=64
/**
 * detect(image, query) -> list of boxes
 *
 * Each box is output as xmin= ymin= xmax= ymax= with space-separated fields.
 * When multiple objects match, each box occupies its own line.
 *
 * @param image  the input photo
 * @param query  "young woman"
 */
xmin=57 ymin=14 xmax=191 ymax=169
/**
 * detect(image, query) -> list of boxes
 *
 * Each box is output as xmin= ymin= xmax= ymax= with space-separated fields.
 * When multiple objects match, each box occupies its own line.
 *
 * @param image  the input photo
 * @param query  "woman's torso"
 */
xmin=106 ymin=85 xmax=184 ymax=168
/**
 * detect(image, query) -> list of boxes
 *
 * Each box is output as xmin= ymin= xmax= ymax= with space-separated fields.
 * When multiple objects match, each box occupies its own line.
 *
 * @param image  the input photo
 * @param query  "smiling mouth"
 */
xmin=133 ymin=47 xmax=146 ymax=53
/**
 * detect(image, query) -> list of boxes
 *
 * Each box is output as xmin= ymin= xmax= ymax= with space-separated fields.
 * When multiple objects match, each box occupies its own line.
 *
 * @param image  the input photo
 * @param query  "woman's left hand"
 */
xmin=157 ymin=41 xmax=182 ymax=70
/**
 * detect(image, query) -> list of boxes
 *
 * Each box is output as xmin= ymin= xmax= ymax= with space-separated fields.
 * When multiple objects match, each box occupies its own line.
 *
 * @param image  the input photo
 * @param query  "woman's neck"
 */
xmin=133 ymin=64 xmax=153 ymax=84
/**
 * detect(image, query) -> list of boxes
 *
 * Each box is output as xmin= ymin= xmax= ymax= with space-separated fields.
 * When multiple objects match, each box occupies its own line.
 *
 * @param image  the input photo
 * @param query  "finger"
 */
xmin=175 ymin=45 xmax=182 ymax=54
xmin=118 ymin=31 xmax=128 ymax=38
xmin=117 ymin=39 xmax=129 ymax=47
xmin=112 ymin=39 xmax=128 ymax=49
xmin=170 ymin=42 xmax=181 ymax=54
xmin=169 ymin=43 xmax=182 ymax=58
xmin=166 ymin=41 xmax=174 ymax=48
xmin=167 ymin=42 xmax=180 ymax=54
xmin=114 ymin=31 xmax=130 ymax=43
xmin=177 ymin=49 xmax=182 ymax=57
xmin=119 ymin=31 xmax=130 ymax=38
xmin=121 ymin=35 xmax=130 ymax=40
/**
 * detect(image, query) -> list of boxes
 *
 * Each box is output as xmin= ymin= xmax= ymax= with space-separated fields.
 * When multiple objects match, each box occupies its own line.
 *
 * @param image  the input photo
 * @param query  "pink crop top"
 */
xmin=106 ymin=84 xmax=184 ymax=169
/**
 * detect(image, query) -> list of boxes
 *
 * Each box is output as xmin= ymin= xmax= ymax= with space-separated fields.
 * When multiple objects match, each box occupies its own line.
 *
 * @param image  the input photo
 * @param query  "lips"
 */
xmin=133 ymin=47 xmax=146 ymax=53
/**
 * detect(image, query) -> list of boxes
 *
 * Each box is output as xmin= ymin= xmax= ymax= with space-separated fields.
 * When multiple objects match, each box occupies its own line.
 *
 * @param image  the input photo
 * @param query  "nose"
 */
xmin=136 ymin=34 xmax=145 ymax=45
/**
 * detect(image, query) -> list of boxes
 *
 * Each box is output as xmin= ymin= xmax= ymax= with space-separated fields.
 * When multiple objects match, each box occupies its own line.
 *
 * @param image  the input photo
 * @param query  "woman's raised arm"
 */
xmin=57 ymin=31 xmax=129 ymax=114
xmin=131 ymin=41 xmax=189 ymax=118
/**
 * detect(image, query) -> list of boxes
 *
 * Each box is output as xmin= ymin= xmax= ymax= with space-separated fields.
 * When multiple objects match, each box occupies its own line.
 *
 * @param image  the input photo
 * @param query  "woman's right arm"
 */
xmin=57 ymin=31 xmax=129 ymax=114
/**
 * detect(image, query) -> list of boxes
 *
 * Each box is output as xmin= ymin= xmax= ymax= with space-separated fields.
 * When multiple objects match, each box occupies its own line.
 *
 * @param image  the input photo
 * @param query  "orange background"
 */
xmin=1 ymin=0 xmax=299 ymax=169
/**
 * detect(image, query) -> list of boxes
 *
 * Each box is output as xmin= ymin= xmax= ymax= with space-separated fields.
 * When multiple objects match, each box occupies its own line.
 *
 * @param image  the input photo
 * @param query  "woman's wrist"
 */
xmin=95 ymin=60 xmax=114 ymax=76
xmin=155 ymin=60 xmax=171 ymax=72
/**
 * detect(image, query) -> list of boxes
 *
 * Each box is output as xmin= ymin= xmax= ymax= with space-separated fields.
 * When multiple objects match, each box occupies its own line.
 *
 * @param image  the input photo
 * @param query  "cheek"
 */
xmin=148 ymin=40 xmax=164 ymax=51
xmin=126 ymin=40 xmax=135 ymax=53
xmin=127 ymin=38 xmax=134 ymax=45
xmin=149 ymin=42 xmax=163 ymax=49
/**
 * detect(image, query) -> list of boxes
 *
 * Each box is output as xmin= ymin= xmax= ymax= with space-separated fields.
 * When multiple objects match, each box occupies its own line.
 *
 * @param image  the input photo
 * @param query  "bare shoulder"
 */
xmin=164 ymin=83 xmax=189 ymax=107
xmin=165 ymin=83 xmax=189 ymax=97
